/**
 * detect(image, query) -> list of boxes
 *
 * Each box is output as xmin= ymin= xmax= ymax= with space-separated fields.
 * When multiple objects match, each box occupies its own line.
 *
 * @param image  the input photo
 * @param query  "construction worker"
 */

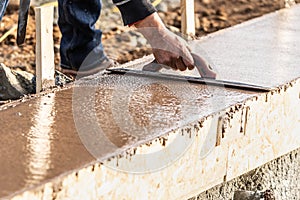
xmin=0 ymin=0 xmax=216 ymax=79
xmin=57 ymin=0 xmax=197 ymax=77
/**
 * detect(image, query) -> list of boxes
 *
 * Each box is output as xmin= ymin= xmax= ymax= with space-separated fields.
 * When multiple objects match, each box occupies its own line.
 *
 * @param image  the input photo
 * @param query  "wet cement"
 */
xmin=0 ymin=75 xmax=256 ymax=198
xmin=1 ymin=5 xmax=300 ymax=199
xmin=192 ymin=5 xmax=300 ymax=87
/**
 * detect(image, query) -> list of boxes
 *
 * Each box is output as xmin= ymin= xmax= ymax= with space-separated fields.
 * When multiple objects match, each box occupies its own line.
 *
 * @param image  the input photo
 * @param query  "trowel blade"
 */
xmin=107 ymin=68 xmax=272 ymax=92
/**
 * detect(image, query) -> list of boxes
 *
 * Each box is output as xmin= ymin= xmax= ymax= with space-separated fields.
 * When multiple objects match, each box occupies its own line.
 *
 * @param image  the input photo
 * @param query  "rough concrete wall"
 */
xmin=190 ymin=148 xmax=300 ymax=200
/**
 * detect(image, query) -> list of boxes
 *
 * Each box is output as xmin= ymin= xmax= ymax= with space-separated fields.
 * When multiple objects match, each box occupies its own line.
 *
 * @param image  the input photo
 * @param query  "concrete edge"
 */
xmin=5 ymin=76 xmax=299 ymax=199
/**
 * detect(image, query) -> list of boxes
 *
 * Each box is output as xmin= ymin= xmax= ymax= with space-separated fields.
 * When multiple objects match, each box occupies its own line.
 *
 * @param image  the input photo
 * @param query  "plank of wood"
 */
xmin=35 ymin=6 xmax=55 ymax=93
xmin=181 ymin=0 xmax=195 ymax=35
xmin=0 ymin=25 xmax=17 ymax=43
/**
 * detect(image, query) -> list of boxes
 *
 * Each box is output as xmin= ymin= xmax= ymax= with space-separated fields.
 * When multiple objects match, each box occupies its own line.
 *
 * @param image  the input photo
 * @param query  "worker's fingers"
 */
xmin=175 ymin=57 xmax=187 ymax=71
xmin=187 ymin=63 xmax=195 ymax=70
xmin=170 ymin=56 xmax=179 ymax=70
xmin=177 ymin=42 xmax=194 ymax=71
xmin=182 ymin=56 xmax=195 ymax=70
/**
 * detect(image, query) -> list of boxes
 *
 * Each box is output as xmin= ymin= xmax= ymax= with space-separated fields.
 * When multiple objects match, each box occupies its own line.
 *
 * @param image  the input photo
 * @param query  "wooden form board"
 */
xmin=35 ymin=6 xmax=55 ymax=93
xmin=181 ymin=0 xmax=195 ymax=35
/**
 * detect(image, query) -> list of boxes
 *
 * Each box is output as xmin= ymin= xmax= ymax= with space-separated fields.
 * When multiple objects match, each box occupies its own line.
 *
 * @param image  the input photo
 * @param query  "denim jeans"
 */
xmin=58 ymin=0 xmax=107 ymax=70
xmin=0 ymin=0 xmax=9 ymax=21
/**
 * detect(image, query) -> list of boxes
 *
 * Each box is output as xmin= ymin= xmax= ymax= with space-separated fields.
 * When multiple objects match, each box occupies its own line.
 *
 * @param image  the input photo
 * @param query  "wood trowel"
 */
xmin=141 ymin=53 xmax=217 ymax=79
xmin=107 ymin=54 xmax=272 ymax=92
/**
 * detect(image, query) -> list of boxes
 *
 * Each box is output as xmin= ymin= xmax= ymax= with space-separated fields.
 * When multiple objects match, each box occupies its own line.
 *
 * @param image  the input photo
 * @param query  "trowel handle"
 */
xmin=142 ymin=60 xmax=165 ymax=72
xmin=192 ymin=53 xmax=217 ymax=79
xmin=143 ymin=54 xmax=217 ymax=79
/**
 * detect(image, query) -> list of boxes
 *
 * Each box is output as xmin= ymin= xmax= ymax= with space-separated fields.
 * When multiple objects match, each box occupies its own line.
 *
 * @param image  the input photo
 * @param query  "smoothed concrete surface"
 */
xmin=0 ymin=72 xmax=257 ymax=199
xmin=193 ymin=5 xmax=300 ymax=87
xmin=1 ymin=5 xmax=300 ymax=200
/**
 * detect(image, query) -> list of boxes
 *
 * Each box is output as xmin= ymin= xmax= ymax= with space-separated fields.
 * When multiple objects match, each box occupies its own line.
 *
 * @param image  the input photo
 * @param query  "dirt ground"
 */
xmin=0 ymin=0 xmax=299 ymax=74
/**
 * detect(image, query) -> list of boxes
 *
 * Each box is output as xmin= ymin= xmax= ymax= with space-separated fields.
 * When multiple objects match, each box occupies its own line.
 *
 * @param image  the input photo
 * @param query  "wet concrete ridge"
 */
xmin=1 ymin=5 xmax=300 ymax=200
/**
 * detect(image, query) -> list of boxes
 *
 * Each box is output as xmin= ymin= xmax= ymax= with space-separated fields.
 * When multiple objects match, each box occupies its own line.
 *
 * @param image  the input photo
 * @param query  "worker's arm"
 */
xmin=113 ymin=0 xmax=216 ymax=76
xmin=0 ymin=0 xmax=9 ymax=21
xmin=113 ymin=0 xmax=194 ymax=71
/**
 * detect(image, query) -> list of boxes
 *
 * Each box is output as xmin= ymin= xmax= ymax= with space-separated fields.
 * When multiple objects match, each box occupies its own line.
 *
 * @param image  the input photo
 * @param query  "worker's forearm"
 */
xmin=134 ymin=13 xmax=168 ymax=43
xmin=113 ymin=0 xmax=156 ymax=25
xmin=134 ymin=12 xmax=165 ymax=28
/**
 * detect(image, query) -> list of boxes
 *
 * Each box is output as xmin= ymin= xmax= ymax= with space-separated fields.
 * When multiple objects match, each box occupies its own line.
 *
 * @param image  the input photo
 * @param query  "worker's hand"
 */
xmin=134 ymin=13 xmax=194 ymax=71
xmin=135 ymin=13 xmax=217 ymax=79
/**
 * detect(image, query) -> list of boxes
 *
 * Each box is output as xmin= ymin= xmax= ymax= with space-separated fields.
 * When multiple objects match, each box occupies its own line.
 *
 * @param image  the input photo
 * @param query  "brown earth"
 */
xmin=0 ymin=0 xmax=299 ymax=74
